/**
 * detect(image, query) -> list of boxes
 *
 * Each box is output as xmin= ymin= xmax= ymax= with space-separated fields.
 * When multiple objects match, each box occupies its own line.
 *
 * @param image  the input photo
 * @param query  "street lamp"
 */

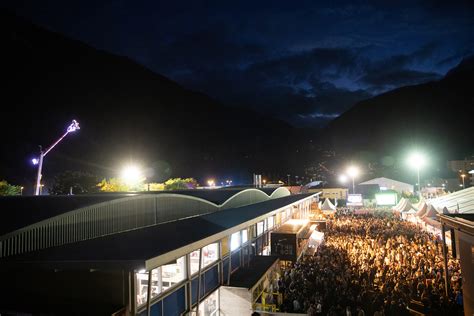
xmin=407 ymin=151 xmax=427 ymax=198
xmin=347 ymin=166 xmax=359 ymax=194
xmin=32 ymin=120 xmax=80 ymax=195
xmin=461 ymin=174 xmax=466 ymax=189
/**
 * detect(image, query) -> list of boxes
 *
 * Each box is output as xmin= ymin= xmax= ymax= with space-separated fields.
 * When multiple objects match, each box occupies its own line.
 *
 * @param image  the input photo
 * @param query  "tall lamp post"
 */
xmin=407 ymin=152 xmax=426 ymax=198
xmin=461 ymin=174 xmax=466 ymax=189
xmin=32 ymin=120 xmax=80 ymax=195
xmin=347 ymin=166 xmax=359 ymax=194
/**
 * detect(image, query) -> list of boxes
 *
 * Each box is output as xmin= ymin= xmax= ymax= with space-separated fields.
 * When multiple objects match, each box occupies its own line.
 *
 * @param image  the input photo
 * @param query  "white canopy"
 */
xmin=393 ymin=198 xmax=413 ymax=212
xmin=421 ymin=204 xmax=438 ymax=218
xmin=320 ymin=198 xmax=336 ymax=211
xmin=416 ymin=203 xmax=428 ymax=217
xmin=393 ymin=198 xmax=406 ymax=211
xmin=412 ymin=197 xmax=425 ymax=210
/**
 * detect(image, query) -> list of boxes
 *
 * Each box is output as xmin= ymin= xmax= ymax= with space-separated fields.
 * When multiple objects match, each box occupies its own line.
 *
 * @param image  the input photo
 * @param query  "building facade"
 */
xmin=0 ymin=188 xmax=318 ymax=316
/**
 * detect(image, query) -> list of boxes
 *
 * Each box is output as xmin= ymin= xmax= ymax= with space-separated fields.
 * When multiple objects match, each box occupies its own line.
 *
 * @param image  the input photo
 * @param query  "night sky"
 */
xmin=4 ymin=1 xmax=474 ymax=127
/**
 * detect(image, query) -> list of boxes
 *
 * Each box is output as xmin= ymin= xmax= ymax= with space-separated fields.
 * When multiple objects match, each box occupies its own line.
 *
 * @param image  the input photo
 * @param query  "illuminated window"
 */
xmin=190 ymin=243 xmax=219 ymax=275
xmin=257 ymin=221 xmax=264 ymax=235
xmin=267 ymin=216 xmax=274 ymax=230
xmin=221 ymin=236 xmax=229 ymax=256
xmin=161 ymin=256 xmax=186 ymax=291
xmin=202 ymin=243 xmax=219 ymax=268
xmin=192 ymin=288 xmax=220 ymax=316
xmin=136 ymin=268 xmax=164 ymax=306
xmin=200 ymin=288 xmax=219 ymax=316
xmin=136 ymin=270 xmax=149 ymax=306
xmin=190 ymin=250 xmax=200 ymax=275
xmin=242 ymin=229 xmax=248 ymax=244
xmin=230 ymin=231 xmax=241 ymax=251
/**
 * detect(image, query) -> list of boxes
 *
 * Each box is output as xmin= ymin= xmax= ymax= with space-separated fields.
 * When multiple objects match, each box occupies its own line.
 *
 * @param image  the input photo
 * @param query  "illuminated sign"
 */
xmin=347 ymin=194 xmax=363 ymax=206
xmin=375 ymin=193 xmax=398 ymax=206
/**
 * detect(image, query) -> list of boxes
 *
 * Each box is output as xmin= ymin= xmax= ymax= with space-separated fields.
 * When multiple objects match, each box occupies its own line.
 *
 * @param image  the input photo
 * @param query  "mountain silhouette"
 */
xmin=1 ymin=11 xmax=302 ymax=187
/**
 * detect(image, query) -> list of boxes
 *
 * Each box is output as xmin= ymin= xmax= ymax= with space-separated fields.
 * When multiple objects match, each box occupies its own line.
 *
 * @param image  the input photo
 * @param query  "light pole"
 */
xmin=32 ymin=120 xmax=80 ymax=195
xmin=347 ymin=166 xmax=359 ymax=194
xmin=407 ymin=152 xmax=427 ymax=198
xmin=287 ymin=174 xmax=290 ymax=186
xmin=461 ymin=174 xmax=466 ymax=189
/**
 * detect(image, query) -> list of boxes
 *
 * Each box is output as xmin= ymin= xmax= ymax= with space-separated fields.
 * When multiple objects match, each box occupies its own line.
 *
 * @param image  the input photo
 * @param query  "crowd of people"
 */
xmin=278 ymin=214 xmax=463 ymax=315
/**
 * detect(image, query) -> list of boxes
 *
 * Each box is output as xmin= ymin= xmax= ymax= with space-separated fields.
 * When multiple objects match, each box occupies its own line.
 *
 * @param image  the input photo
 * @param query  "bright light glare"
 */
xmin=339 ymin=174 xmax=348 ymax=183
xmin=407 ymin=152 xmax=426 ymax=169
xmin=347 ymin=166 xmax=359 ymax=178
xmin=207 ymin=179 xmax=215 ymax=187
xmin=120 ymin=165 xmax=143 ymax=185
xmin=32 ymin=158 xmax=39 ymax=165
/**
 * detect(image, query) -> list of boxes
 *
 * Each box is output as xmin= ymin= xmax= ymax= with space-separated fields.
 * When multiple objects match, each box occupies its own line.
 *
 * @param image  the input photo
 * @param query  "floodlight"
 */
xmin=121 ymin=165 xmax=143 ymax=185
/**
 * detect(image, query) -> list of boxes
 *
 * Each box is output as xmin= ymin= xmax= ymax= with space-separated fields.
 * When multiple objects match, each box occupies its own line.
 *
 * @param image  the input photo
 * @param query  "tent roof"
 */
xmin=321 ymin=198 xmax=336 ymax=211
xmin=421 ymin=204 xmax=438 ymax=218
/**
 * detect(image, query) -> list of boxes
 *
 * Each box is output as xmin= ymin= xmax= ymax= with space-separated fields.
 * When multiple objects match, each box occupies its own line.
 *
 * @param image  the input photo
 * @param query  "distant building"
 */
xmin=358 ymin=177 xmax=414 ymax=194
xmin=447 ymin=158 xmax=474 ymax=173
xmin=309 ymin=187 xmax=348 ymax=200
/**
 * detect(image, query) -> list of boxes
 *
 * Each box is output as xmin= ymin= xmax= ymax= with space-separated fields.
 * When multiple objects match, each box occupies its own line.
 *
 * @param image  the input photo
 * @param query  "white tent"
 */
xmin=320 ymin=198 xmax=336 ymax=211
xmin=393 ymin=198 xmax=406 ymax=211
xmin=416 ymin=202 xmax=428 ymax=217
xmin=359 ymin=177 xmax=414 ymax=194
xmin=412 ymin=197 xmax=425 ymax=210
xmin=401 ymin=208 xmax=416 ymax=220
xmin=393 ymin=198 xmax=413 ymax=212
xmin=421 ymin=204 xmax=438 ymax=218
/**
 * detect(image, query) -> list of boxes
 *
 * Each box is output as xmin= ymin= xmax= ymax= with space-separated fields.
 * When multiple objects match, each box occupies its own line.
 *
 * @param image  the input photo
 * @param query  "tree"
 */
xmin=147 ymin=182 xmax=165 ymax=191
xmin=96 ymin=177 xmax=198 ymax=192
xmin=97 ymin=178 xmax=131 ymax=192
xmin=49 ymin=171 xmax=101 ymax=195
xmin=0 ymin=180 xmax=21 ymax=196
xmin=163 ymin=178 xmax=198 ymax=190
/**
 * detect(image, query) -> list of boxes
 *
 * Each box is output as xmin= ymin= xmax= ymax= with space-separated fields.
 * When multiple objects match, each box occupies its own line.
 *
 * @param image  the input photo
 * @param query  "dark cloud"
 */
xmin=246 ymin=47 xmax=367 ymax=84
xmin=3 ymin=0 xmax=473 ymax=127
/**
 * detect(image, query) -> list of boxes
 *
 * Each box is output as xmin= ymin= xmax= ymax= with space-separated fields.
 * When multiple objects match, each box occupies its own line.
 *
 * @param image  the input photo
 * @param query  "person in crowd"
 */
xmin=279 ymin=213 xmax=462 ymax=315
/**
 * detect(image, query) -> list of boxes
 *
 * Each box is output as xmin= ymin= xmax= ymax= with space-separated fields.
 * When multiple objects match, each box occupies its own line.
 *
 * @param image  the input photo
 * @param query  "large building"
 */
xmin=0 ymin=187 xmax=318 ymax=316
xmin=358 ymin=177 xmax=414 ymax=194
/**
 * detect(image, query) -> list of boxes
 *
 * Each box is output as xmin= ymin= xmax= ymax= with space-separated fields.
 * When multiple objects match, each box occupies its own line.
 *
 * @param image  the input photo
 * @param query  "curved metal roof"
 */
xmin=0 ymin=193 xmax=314 ymax=270
xmin=0 ymin=187 xmax=293 ymax=260
xmin=0 ymin=187 xmax=288 ymax=236
xmin=0 ymin=194 xmax=130 ymax=236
